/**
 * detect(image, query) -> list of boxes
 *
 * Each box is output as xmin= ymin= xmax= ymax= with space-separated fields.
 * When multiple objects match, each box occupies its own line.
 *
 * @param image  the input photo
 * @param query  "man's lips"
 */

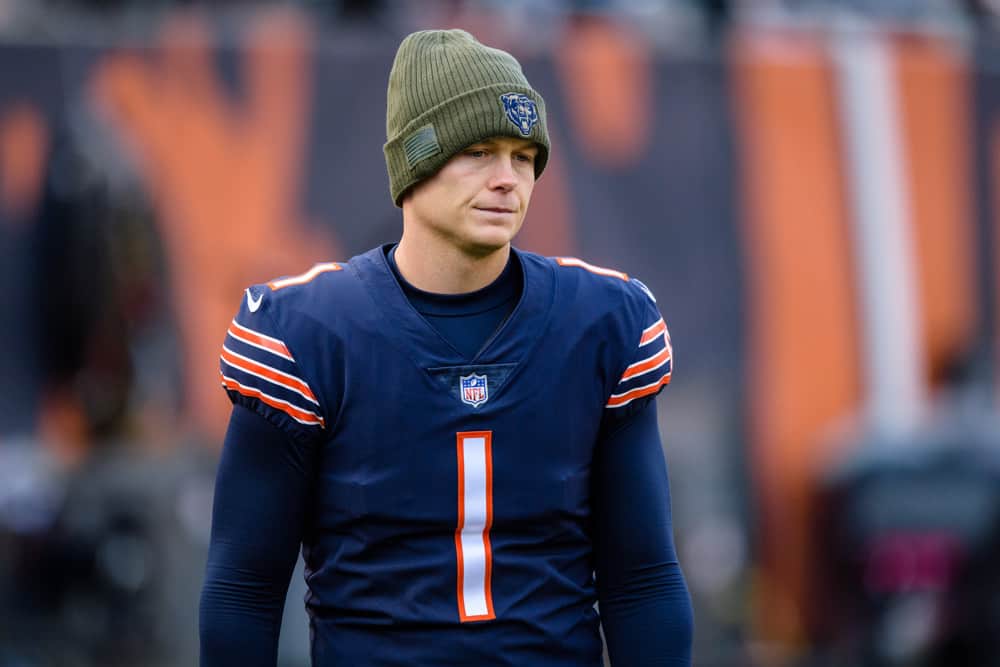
xmin=475 ymin=206 xmax=515 ymax=213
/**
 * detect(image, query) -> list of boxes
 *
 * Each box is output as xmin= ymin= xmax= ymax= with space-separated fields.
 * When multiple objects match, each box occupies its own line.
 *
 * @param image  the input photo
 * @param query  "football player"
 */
xmin=200 ymin=29 xmax=693 ymax=666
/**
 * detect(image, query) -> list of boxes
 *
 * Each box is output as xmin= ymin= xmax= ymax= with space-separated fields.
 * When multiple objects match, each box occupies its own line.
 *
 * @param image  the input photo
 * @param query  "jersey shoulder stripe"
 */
xmin=228 ymin=320 xmax=294 ymax=361
xmin=605 ymin=291 xmax=673 ymax=410
xmin=639 ymin=318 xmax=667 ymax=346
xmin=554 ymin=256 xmax=629 ymax=281
xmin=220 ymin=344 xmax=319 ymax=405
xmin=220 ymin=374 xmax=325 ymax=427
xmin=268 ymin=262 xmax=342 ymax=291
xmin=606 ymin=373 xmax=672 ymax=408
xmin=220 ymin=300 xmax=326 ymax=435
xmin=620 ymin=342 xmax=671 ymax=381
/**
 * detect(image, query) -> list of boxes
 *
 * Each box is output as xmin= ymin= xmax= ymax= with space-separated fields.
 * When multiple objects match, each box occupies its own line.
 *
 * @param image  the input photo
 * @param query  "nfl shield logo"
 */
xmin=460 ymin=373 xmax=489 ymax=408
xmin=500 ymin=93 xmax=539 ymax=137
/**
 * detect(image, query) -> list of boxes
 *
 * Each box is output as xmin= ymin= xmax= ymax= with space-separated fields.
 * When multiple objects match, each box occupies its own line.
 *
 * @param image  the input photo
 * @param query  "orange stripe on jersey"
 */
xmin=228 ymin=320 xmax=293 ymax=361
xmin=268 ymin=262 xmax=341 ymax=291
xmin=639 ymin=318 xmax=666 ymax=346
xmin=555 ymin=257 xmax=629 ymax=281
xmin=620 ymin=346 xmax=671 ymax=381
xmin=220 ymin=346 xmax=318 ymax=405
xmin=606 ymin=372 xmax=671 ymax=408
xmin=220 ymin=374 xmax=325 ymax=427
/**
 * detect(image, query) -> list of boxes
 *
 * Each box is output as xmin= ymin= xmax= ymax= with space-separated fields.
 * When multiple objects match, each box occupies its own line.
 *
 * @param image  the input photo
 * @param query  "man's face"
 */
xmin=403 ymin=136 xmax=538 ymax=256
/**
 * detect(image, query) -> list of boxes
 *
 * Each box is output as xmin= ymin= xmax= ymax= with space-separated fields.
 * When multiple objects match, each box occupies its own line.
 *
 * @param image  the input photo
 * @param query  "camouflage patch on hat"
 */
xmin=403 ymin=124 xmax=441 ymax=168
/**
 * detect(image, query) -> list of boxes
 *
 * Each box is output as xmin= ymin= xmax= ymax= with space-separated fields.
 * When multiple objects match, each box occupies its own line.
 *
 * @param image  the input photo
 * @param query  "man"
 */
xmin=200 ymin=29 xmax=693 ymax=666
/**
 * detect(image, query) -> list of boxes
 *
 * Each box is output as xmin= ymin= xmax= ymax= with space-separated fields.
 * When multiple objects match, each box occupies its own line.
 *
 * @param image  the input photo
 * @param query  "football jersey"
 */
xmin=218 ymin=246 xmax=672 ymax=666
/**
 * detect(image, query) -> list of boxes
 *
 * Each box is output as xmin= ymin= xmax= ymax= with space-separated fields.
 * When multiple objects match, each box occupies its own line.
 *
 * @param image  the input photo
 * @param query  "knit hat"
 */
xmin=384 ymin=29 xmax=550 ymax=206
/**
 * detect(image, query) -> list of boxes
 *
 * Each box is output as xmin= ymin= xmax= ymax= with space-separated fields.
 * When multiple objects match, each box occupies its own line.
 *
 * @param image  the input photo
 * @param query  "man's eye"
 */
xmin=466 ymin=150 xmax=487 ymax=158
xmin=515 ymin=153 xmax=535 ymax=163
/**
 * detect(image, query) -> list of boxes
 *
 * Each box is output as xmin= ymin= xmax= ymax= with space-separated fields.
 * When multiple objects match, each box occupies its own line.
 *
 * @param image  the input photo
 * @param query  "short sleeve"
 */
xmin=218 ymin=286 xmax=325 ymax=442
xmin=604 ymin=279 xmax=673 ymax=412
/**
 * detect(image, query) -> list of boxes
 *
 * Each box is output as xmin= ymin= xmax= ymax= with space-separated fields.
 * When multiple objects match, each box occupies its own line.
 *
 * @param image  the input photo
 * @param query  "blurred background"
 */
xmin=3 ymin=0 xmax=1000 ymax=665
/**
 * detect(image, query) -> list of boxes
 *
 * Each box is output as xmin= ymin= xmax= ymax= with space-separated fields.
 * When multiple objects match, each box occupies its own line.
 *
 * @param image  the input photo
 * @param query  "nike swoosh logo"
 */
xmin=246 ymin=288 xmax=263 ymax=313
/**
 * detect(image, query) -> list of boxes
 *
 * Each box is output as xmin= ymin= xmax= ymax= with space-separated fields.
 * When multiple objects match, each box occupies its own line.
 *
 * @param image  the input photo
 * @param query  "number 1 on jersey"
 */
xmin=455 ymin=431 xmax=496 ymax=622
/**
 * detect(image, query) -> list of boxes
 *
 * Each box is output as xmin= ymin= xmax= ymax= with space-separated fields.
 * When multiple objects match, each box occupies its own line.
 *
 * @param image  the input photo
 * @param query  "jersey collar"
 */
xmin=350 ymin=244 xmax=555 ymax=369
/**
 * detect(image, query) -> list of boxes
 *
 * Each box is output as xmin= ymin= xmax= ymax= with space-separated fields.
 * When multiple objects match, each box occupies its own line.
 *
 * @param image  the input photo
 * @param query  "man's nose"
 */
xmin=488 ymin=155 xmax=518 ymax=191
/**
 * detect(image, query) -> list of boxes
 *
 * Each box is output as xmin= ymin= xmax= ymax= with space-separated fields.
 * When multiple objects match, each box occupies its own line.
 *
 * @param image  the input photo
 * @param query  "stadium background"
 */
xmin=2 ymin=0 xmax=1000 ymax=665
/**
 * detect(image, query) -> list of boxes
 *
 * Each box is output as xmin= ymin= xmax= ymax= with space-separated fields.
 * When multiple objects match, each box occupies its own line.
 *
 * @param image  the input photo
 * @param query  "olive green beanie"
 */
xmin=383 ymin=29 xmax=550 ymax=207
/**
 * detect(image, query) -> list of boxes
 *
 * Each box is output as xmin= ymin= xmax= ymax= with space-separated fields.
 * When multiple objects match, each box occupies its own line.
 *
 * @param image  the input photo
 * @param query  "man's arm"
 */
xmin=593 ymin=400 xmax=694 ymax=666
xmin=200 ymin=404 xmax=317 ymax=667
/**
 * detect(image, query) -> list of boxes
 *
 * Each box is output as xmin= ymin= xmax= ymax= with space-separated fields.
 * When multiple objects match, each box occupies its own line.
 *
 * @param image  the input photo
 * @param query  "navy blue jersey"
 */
xmin=218 ymin=246 xmax=673 ymax=666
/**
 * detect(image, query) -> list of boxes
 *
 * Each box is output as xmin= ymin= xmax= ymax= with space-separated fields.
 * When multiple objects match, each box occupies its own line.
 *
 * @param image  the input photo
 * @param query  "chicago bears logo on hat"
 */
xmin=500 ymin=93 xmax=539 ymax=136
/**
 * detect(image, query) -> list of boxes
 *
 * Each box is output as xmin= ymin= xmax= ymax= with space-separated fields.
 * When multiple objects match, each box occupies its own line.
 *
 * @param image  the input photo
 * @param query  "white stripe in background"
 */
xmin=831 ymin=25 xmax=926 ymax=438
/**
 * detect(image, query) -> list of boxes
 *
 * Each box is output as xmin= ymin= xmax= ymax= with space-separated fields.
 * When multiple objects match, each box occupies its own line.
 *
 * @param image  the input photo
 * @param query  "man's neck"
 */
xmin=394 ymin=234 xmax=511 ymax=295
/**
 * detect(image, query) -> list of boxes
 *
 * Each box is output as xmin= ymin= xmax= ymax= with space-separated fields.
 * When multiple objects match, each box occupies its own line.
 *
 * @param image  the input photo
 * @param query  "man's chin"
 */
xmin=459 ymin=234 xmax=515 ymax=259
